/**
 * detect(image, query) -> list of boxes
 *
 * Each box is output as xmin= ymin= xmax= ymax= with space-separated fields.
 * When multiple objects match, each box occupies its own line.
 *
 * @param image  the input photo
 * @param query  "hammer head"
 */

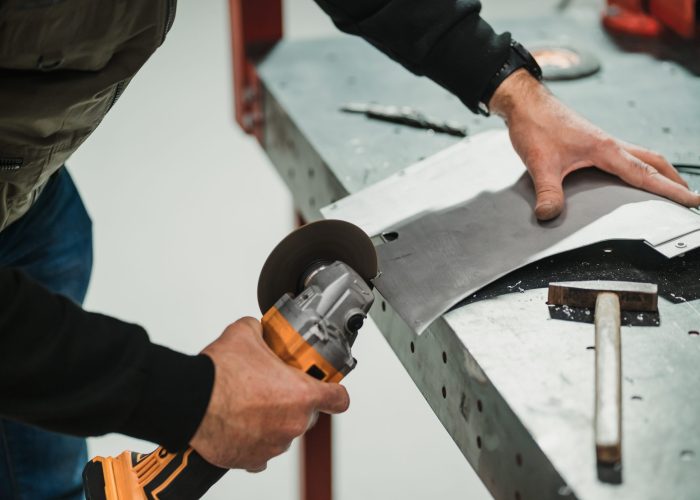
xmin=548 ymin=280 xmax=658 ymax=311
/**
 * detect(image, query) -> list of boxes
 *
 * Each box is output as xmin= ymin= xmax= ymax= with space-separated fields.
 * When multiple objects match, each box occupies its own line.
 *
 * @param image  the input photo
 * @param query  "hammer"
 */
xmin=548 ymin=280 xmax=658 ymax=465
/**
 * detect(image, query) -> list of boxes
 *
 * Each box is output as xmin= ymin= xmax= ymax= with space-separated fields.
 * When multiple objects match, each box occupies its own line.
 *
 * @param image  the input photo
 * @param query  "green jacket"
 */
xmin=0 ymin=0 xmax=176 ymax=231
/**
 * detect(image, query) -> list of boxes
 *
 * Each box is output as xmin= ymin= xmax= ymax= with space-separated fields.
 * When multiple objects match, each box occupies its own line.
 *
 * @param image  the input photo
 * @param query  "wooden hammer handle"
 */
xmin=594 ymin=292 xmax=622 ymax=464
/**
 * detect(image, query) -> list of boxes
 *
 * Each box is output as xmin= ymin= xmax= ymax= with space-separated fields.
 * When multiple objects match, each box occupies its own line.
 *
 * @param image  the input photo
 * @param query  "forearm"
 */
xmin=313 ymin=0 xmax=511 ymax=112
xmin=0 ymin=268 xmax=214 ymax=451
xmin=489 ymin=68 xmax=547 ymax=121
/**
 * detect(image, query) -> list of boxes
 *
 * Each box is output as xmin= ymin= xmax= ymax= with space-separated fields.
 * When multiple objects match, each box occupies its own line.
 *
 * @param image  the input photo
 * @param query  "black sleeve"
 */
xmin=313 ymin=0 xmax=511 ymax=113
xmin=0 ymin=268 xmax=214 ymax=452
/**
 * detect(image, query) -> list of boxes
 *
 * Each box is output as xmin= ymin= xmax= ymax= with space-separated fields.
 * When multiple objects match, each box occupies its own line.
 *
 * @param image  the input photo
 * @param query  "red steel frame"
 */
xmin=229 ymin=0 xmax=283 ymax=141
xmin=228 ymin=2 xmax=334 ymax=499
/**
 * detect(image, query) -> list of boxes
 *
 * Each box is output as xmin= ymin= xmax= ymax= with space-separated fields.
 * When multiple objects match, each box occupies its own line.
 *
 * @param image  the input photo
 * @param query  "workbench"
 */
xmin=249 ymin=6 xmax=700 ymax=500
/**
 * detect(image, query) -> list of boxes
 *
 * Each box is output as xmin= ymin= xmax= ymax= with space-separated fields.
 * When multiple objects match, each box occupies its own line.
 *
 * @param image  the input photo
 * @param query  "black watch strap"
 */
xmin=478 ymin=40 xmax=543 ymax=116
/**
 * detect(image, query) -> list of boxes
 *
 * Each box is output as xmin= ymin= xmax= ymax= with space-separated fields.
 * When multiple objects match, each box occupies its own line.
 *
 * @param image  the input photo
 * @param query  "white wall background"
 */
xmin=72 ymin=1 xmax=585 ymax=498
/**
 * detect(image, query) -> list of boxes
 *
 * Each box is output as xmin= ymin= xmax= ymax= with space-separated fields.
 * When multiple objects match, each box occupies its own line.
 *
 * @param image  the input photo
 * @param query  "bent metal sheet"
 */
xmin=323 ymin=130 xmax=700 ymax=333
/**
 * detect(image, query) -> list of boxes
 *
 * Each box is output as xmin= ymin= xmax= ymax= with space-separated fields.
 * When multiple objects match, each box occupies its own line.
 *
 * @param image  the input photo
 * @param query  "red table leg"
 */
xmin=301 ymin=414 xmax=333 ymax=500
xmin=295 ymin=214 xmax=333 ymax=500
xmin=229 ymin=0 xmax=283 ymax=141
xmin=228 ymin=2 xmax=334 ymax=495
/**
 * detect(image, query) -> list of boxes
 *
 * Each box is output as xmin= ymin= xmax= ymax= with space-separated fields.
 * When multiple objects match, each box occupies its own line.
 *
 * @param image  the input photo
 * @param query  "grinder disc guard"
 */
xmin=257 ymin=220 xmax=378 ymax=314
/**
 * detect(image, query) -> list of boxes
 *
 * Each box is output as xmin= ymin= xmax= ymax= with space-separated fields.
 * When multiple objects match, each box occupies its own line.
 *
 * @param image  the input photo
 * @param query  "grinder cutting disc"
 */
xmin=257 ymin=220 xmax=378 ymax=314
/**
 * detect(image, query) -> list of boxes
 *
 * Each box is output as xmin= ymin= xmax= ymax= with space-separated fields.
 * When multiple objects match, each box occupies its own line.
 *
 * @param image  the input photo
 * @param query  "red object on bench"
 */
xmin=603 ymin=0 xmax=697 ymax=39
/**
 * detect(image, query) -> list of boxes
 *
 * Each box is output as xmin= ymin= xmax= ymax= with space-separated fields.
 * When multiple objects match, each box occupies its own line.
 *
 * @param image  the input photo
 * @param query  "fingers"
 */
xmin=599 ymin=149 xmax=700 ymax=207
xmin=623 ymin=143 xmax=689 ymax=188
xmin=310 ymin=382 xmax=350 ymax=415
xmin=529 ymin=168 xmax=565 ymax=221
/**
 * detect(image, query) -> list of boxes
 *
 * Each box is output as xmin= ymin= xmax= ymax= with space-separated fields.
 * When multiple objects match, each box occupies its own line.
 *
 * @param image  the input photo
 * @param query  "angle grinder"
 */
xmin=82 ymin=219 xmax=378 ymax=500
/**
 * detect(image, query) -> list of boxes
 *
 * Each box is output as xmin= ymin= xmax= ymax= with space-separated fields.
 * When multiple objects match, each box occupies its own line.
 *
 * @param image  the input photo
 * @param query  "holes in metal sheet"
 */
xmin=516 ymin=453 xmax=523 ymax=467
xmin=441 ymin=386 xmax=447 ymax=399
xmin=680 ymin=450 xmax=695 ymax=461
xmin=442 ymin=351 xmax=447 ymax=364
xmin=410 ymin=341 xmax=415 ymax=353
xmin=477 ymin=400 xmax=483 ymax=412
xmin=476 ymin=436 xmax=482 ymax=449
xmin=631 ymin=395 xmax=643 ymax=401
xmin=381 ymin=301 xmax=386 ymax=312
xmin=381 ymin=231 xmax=399 ymax=242
xmin=586 ymin=345 xmax=595 ymax=350
xmin=689 ymin=330 xmax=699 ymax=336
xmin=308 ymin=168 xmax=315 ymax=178
xmin=662 ymin=126 xmax=671 ymax=134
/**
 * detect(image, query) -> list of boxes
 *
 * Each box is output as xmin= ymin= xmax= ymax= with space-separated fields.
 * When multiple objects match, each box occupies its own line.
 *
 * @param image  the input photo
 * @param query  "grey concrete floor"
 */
xmin=71 ymin=0 xmax=598 ymax=498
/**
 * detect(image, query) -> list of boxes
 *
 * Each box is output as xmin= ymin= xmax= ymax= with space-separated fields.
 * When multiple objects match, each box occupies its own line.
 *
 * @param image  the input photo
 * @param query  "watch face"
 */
xmin=530 ymin=44 xmax=601 ymax=81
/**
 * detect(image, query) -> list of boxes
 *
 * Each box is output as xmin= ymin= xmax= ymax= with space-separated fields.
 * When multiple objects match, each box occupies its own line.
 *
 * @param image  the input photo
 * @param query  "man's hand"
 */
xmin=190 ymin=317 xmax=349 ymax=471
xmin=490 ymin=69 xmax=700 ymax=221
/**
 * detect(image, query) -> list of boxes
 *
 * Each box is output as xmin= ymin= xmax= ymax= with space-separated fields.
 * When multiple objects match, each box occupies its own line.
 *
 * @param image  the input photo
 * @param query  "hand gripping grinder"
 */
xmin=83 ymin=220 xmax=378 ymax=499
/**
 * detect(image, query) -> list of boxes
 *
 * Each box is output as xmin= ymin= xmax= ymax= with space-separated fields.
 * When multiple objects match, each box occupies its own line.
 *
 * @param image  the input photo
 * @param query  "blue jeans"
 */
xmin=0 ymin=168 xmax=93 ymax=500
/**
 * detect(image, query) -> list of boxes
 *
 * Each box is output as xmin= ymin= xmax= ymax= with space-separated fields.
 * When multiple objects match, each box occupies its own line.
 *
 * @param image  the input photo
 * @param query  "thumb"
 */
xmin=530 ymin=169 xmax=565 ymax=221
xmin=311 ymin=382 xmax=350 ymax=415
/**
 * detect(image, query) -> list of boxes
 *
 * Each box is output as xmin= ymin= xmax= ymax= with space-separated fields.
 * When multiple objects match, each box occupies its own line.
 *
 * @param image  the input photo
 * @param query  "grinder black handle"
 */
xmin=82 ymin=309 xmax=342 ymax=500
xmin=83 ymin=447 xmax=226 ymax=500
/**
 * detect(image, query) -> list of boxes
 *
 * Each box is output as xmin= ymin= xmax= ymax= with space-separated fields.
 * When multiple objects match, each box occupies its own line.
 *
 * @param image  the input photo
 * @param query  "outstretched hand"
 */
xmin=490 ymin=69 xmax=700 ymax=221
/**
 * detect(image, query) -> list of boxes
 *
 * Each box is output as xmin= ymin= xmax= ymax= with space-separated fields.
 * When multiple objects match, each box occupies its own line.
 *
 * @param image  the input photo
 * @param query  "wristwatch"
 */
xmin=477 ymin=40 xmax=543 ymax=116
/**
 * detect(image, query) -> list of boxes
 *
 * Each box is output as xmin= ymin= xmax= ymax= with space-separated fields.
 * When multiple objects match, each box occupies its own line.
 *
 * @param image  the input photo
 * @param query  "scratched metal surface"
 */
xmin=257 ymin=7 xmax=700 ymax=500
xmin=445 ymin=285 xmax=700 ymax=500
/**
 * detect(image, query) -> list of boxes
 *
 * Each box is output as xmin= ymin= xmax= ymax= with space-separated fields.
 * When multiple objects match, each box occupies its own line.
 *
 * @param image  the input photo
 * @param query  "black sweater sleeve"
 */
xmin=313 ymin=0 xmax=511 ymax=113
xmin=0 ymin=268 xmax=214 ymax=452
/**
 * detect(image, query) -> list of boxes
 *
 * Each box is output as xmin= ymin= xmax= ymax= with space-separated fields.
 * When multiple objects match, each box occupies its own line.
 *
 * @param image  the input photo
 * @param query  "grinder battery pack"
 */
xmin=83 ymin=220 xmax=378 ymax=500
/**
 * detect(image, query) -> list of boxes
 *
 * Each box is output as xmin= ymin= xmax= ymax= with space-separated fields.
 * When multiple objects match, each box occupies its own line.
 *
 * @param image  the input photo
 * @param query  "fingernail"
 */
xmin=536 ymin=202 xmax=559 ymax=221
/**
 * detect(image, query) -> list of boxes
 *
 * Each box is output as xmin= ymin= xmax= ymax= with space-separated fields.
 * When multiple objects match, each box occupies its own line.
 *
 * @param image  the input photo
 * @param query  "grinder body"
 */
xmin=263 ymin=261 xmax=373 ymax=383
xmin=83 ymin=261 xmax=374 ymax=500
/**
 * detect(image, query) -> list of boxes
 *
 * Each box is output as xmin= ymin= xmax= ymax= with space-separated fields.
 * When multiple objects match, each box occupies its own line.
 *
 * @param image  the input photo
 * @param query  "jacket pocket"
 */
xmin=0 ymin=143 xmax=54 ymax=229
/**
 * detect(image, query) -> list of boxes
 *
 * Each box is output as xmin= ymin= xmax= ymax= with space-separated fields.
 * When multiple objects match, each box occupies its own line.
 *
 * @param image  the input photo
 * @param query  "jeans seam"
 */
xmin=0 ymin=420 xmax=20 ymax=500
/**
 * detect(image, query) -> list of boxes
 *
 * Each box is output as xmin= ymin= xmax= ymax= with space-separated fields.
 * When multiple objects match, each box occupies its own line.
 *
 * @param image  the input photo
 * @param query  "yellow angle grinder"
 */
xmin=82 ymin=220 xmax=378 ymax=499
